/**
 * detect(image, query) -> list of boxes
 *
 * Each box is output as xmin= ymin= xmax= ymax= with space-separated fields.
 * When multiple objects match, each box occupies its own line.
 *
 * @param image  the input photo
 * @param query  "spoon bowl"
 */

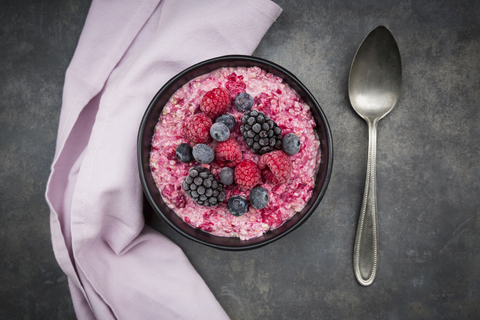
xmin=349 ymin=26 xmax=402 ymax=120
xmin=349 ymin=26 xmax=402 ymax=286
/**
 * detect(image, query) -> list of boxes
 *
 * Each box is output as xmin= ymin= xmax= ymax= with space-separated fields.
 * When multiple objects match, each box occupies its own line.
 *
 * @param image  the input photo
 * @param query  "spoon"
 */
xmin=348 ymin=26 xmax=402 ymax=286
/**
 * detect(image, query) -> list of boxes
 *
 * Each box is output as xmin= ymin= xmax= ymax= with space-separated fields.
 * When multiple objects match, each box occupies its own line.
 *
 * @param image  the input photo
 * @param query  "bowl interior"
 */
xmin=138 ymin=55 xmax=333 ymax=250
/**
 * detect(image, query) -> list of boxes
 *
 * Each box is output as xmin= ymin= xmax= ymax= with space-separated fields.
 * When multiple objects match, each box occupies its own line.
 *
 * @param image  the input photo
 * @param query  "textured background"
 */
xmin=1 ymin=0 xmax=479 ymax=319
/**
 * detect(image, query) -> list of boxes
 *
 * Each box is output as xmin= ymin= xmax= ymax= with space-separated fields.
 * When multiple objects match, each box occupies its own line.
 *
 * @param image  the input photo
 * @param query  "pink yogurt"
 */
xmin=150 ymin=66 xmax=321 ymax=240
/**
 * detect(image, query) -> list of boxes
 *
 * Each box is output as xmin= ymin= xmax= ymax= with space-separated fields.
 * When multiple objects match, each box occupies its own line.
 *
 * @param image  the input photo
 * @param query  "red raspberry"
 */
xmin=200 ymin=88 xmax=231 ymax=118
xmin=215 ymin=137 xmax=242 ymax=168
xmin=183 ymin=113 xmax=212 ymax=143
xmin=258 ymin=150 xmax=293 ymax=184
xmin=234 ymin=159 xmax=261 ymax=189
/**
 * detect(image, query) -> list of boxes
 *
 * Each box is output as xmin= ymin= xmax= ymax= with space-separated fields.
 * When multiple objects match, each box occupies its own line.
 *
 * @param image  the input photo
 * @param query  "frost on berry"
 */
xmin=200 ymin=88 xmax=231 ymax=118
xmin=215 ymin=137 xmax=242 ymax=168
xmin=183 ymin=114 xmax=212 ymax=143
xmin=258 ymin=150 xmax=292 ymax=184
xmin=234 ymin=159 xmax=261 ymax=189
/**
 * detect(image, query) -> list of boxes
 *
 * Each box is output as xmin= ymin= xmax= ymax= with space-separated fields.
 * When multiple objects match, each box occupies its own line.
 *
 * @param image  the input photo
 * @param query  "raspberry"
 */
xmin=215 ymin=137 xmax=242 ymax=168
xmin=258 ymin=150 xmax=292 ymax=184
xmin=200 ymin=88 xmax=231 ymax=118
xmin=234 ymin=159 xmax=261 ymax=189
xmin=183 ymin=114 xmax=212 ymax=143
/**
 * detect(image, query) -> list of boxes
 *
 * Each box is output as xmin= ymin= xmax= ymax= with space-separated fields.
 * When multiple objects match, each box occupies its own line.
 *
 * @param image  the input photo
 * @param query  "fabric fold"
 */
xmin=46 ymin=0 xmax=282 ymax=318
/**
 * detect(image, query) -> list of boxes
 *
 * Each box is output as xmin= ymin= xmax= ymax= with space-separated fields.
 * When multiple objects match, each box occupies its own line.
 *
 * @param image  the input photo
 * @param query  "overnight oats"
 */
xmin=150 ymin=66 xmax=321 ymax=240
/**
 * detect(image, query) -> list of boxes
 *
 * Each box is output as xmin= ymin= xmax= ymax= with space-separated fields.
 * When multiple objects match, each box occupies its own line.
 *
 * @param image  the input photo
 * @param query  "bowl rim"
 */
xmin=138 ymin=54 xmax=333 ymax=250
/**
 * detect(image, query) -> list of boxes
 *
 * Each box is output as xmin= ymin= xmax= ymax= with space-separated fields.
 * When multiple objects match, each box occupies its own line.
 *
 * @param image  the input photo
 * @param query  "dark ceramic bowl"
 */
xmin=138 ymin=55 xmax=333 ymax=250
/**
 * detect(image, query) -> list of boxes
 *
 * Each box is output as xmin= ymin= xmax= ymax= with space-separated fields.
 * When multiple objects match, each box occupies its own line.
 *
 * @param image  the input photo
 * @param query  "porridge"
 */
xmin=150 ymin=66 xmax=321 ymax=240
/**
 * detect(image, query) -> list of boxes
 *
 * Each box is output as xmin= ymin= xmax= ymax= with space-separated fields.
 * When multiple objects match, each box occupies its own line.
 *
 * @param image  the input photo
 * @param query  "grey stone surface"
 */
xmin=0 ymin=0 xmax=90 ymax=319
xmin=1 ymin=0 xmax=479 ymax=319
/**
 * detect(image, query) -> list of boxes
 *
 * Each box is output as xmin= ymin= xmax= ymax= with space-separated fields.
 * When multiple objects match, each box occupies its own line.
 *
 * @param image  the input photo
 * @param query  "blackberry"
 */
xmin=182 ymin=166 xmax=225 ymax=207
xmin=240 ymin=110 xmax=282 ymax=155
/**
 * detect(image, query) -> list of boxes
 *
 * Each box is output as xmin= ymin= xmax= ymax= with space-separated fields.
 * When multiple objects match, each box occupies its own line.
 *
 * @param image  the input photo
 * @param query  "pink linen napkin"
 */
xmin=45 ymin=0 xmax=282 ymax=319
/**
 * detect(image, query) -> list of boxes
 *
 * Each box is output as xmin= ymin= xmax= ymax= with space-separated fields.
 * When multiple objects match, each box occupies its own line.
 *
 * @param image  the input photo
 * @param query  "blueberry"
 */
xmin=250 ymin=187 xmax=269 ymax=209
xmin=227 ymin=195 xmax=248 ymax=216
xmin=210 ymin=122 xmax=230 ymax=142
xmin=235 ymin=92 xmax=254 ymax=112
xmin=216 ymin=114 xmax=236 ymax=130
xmin=282 ymin=133 xmax=301 ymax=155
xmin=192 ymin=144 xmax=215 ymax=163
xmin=176 ymin=143 xmax=193 ymax=163
xmin=219 ymin=167 xmax=234 ymax=185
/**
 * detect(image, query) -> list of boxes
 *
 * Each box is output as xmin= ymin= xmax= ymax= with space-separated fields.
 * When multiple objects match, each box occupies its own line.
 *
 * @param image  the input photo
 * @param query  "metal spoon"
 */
xmin=348 ymin=26 xmax=402 ymax=286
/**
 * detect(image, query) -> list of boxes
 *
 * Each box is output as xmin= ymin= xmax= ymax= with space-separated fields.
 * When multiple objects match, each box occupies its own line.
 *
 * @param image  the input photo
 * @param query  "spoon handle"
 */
xmin=353 ymin=119 xmax=379 ymax=286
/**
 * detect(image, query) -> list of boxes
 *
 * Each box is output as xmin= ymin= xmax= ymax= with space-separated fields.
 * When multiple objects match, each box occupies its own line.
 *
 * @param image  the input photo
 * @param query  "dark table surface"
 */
xmin=2 ymin=0 xmax=479 ymax=319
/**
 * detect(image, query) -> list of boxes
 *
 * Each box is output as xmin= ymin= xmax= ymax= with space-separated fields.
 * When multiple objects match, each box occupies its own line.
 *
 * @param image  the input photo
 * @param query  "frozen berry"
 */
xmin=227 ymin=195 xmax=248 ymax=216
xmin=215 ymin=137 xmax=242 ymax=168
xmin=182 ymin=166 xmax=225 ymax=207
xmin=219 ymin=167 xmax=234 ymax=185
xmin=201 ymin=88 xmax=231 ymax=118
xmin=258 ymin=150 xmax=293 ymax=184
xmin=192 ymin=144 xmax=214 ymax=164
xmin=210 ymin=122 xmax=230 ymax=142
xmin=183 ymin=114 xmax=212 ymax=143
xmin=240 ymin=110 xmax=282 ymax=154
xmin=235 ymin=92 xmax=254 ymax=112
xmin=250 ymin=186 xmax=269 ymax=209
xmin=282 ymin=133 xmax=301 ymax=155
xmin=175 ymin=143 xmax=193 ymax=163
xmin=216 ymin=114 xmax=236 ymax=130
xmin=234 ymin=159 xmax=261 ymax=189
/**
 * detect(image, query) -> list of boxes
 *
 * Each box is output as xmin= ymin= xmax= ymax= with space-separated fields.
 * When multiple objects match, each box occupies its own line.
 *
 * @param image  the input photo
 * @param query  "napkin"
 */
xmin=45 ymin=0 xmax=282 ymax=318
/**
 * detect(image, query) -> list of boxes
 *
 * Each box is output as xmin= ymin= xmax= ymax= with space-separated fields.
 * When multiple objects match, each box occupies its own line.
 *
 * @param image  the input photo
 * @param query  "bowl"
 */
xmin=138 ymin=55 xmax=333 ymax=250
